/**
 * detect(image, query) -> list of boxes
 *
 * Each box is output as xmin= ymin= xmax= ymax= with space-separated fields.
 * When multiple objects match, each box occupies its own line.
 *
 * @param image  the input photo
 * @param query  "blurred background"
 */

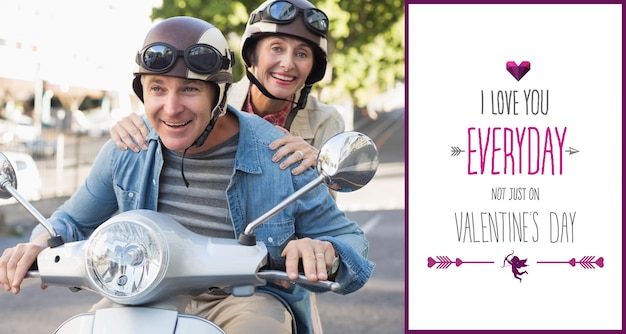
xmin=0 ymin=0 xmax=405 ymax=332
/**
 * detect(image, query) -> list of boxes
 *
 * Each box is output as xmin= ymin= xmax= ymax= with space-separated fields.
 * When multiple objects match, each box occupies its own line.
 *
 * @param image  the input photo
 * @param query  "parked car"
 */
xmin=0 ymin=121 xmax=14 ymax=145
xmin=0 ymin=151 xmax=43 ymax=205
xmin=20 ymin=138 xmax=57 ymax=158
xmin=0 ymin=118 xmax=36 ymax=144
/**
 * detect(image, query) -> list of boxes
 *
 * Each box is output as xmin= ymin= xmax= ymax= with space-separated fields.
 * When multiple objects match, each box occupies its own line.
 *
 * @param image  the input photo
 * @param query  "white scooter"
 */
xmin=0 ymin=131 xmax=379 ymax=334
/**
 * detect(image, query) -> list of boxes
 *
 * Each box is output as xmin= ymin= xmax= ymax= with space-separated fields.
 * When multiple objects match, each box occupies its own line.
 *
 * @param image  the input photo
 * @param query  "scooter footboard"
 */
xmin=54 ymin=307 xmax=225 ymax=334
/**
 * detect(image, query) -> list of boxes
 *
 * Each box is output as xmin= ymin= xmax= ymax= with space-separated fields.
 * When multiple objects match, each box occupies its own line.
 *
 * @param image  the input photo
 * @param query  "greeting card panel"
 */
xmin=407 ymin=3 xmax=622 ymax=330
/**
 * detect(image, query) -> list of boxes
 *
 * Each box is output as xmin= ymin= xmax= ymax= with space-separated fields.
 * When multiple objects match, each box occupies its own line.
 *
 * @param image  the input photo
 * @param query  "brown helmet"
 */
xmin=132 ymin=16 xmax=234 ymax=118
xmin=241 ymin=0 xmax=329 ymax=85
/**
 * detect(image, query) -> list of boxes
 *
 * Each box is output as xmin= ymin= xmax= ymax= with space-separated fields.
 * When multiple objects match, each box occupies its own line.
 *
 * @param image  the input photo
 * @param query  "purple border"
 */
xmin=404 ymin=0 xmax=624 ymax=333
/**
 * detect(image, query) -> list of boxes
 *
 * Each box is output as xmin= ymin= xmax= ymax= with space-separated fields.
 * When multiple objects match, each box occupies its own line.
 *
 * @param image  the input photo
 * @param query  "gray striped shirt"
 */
xmin=158 ymin=134 xmax=238 ymax=238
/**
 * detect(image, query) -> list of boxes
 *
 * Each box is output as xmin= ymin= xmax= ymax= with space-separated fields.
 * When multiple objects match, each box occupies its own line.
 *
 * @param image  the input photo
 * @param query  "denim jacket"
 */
xmin=34 ymin=106 xmax=374 ymax=333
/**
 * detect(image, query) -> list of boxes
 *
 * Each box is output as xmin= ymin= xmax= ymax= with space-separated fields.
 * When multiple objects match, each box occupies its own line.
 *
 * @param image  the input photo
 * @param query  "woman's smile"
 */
xmin=271 ymin=72 xmax=296 ymax=83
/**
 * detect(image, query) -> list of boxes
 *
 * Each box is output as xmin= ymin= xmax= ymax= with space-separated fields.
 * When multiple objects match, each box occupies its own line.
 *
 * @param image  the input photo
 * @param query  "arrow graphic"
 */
xmin=537 ymin=256 xmax=603 ymax=269
xmin=427 ymin=256 xmax=494 ymax=269
xmin=450 ymin=146 xmax=464 ymax=156
xmin=565 ymin=147 xmax=579 ymax=155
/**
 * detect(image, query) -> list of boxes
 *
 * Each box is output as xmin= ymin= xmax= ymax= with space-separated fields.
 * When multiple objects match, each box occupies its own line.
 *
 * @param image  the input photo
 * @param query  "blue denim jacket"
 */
xmin=35 ymin=106 xmax=374 ymax=333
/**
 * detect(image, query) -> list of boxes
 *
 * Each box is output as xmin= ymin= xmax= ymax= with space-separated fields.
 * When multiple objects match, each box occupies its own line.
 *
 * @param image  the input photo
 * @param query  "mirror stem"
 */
xmin=238 ymin=174 xmax=326 ymax=245
xmin=0 ymin=180 xmax=64 ymax=247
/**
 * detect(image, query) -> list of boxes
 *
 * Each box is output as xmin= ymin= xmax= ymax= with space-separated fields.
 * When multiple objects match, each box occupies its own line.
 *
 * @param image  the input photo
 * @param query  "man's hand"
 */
xmin=278 ymin=238 xmax=336 ymax=288
xmin=0 ymin=241 xmax=46 ymax=294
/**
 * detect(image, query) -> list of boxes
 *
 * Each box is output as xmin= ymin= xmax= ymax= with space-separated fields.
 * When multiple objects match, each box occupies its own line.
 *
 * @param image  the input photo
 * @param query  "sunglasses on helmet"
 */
xmin=251 ymin=0 xmax=329 ymax=37
xmin=136 ymin=43 xmax=231 ymax=75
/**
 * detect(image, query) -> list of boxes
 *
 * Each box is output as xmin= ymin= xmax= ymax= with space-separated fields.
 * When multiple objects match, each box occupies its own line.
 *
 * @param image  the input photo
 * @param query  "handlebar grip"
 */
xmin=25 ymin=260 xmax=40 ymax=279
xmin=267 ymin=256 xmax=304 ymax=272
xmin=29 ymin=260 xmax=38 ymax=271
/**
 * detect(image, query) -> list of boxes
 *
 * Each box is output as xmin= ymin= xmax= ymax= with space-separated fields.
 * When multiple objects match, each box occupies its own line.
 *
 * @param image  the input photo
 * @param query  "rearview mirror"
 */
xmin=0 ymin=151 xmax=64 ymax=247
xmin=317 ymin=131 xmax=379 ymax=192
xmin=0 ymin=152 xmax=18 ymax=199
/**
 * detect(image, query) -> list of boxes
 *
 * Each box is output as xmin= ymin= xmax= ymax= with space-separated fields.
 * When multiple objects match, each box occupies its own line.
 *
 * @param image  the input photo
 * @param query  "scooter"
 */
xmin=0 ymin=131 xmax=379 ymax=334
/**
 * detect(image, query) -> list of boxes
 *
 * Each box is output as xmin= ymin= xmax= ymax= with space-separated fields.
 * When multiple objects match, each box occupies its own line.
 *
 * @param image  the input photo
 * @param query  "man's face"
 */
xmin=142 ymin=75 xmax=216 ymax=152
xmin=251 ymin=35 xmax=314 ymax=99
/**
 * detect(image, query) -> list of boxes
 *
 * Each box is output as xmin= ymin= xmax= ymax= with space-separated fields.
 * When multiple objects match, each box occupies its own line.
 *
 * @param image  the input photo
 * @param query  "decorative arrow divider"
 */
xmin=536 ymin=256 xmax=604 ymax=269
xmin=427 ymin=256 xmax=494 ymax=269
xmin=450 ymin=146 xmax=464 ymax=156
xmin=427 ymin=255 xmax=604 ymax=269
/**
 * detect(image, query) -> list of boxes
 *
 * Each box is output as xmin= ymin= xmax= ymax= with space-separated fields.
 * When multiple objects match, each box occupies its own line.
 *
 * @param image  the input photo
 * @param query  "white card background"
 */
xmin=407 ymin=4 xmax=622 ymax=330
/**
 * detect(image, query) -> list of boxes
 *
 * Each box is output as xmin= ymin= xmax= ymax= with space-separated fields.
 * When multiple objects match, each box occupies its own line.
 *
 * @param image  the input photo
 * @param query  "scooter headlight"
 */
xmin=86 ymin=212 xmax=168 ymax=304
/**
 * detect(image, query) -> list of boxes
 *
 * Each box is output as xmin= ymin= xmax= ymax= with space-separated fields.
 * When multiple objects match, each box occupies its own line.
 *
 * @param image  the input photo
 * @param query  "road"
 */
xmin=0 ymin=108 xmax=406 ymax=333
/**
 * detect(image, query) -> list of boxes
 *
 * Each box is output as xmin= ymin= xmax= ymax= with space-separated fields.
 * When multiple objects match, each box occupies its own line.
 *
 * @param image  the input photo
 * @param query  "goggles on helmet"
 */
xmin=136 ymin=42 xmax=231 ymax=75
xmin=250 ymin=0 xmax=329 ymax=37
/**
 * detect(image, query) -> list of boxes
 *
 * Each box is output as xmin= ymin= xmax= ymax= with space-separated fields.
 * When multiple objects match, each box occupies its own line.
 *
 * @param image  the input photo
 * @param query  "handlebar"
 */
xmin=26 ymin=254 xmax=341 ymax=292
xmin=25 ymin=271 xmax=40 ymax=279
xmin=257 ymin=270 xmax=341 ymax=292
xmin=24 ymin=261 xmax=39 ymax=278
xmin=263 ymin=255 xmax=341 ymax=292
xmin=26 ymin=270 xmax=341 ymax=293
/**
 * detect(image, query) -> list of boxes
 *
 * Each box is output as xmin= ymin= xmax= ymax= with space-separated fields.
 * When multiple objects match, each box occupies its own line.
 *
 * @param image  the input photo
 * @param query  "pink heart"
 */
xmin=596 ymin=257 xmax=604 ymax=268
xmin=506 ymin=61 xmax=531 ymax=81
xmin=427 ymin=257 xmax=436 ymax=268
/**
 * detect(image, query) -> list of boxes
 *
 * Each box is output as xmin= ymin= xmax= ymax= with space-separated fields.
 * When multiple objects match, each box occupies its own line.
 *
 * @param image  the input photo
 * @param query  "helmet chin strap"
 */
xmin=246 ymin=69 xmax=293 ymax=103
xmin=246 ymin=69 xmax=311 ymax=130
xmin=180 ymin=89 xmax=229 ymax=187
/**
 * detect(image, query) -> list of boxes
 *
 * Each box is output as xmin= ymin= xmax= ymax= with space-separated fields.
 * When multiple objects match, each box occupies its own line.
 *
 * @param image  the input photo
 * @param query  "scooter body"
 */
xmin=37 ymin=209 xmax=266 ymax=334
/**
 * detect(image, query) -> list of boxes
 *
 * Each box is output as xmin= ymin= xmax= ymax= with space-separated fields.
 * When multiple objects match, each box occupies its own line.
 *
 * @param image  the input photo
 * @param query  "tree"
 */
xmin=151 ymin=0 xmax=404 ymax=107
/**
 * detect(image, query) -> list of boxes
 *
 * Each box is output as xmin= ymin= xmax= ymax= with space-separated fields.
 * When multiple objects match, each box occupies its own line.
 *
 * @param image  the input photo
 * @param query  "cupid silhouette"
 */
xmin=502 ymin=250 xmax=529 ymax=283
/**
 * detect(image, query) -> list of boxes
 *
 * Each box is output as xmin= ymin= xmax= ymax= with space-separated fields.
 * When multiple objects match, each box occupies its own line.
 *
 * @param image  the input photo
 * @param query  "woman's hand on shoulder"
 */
xmin=109 ymin=113 xmax=150 ymax=152
xmin=269 ymin=126 xmax=318 ymax=175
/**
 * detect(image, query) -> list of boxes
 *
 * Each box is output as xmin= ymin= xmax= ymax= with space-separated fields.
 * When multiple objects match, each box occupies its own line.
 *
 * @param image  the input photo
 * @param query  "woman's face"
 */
xmin=251 ymin=35 xmax=314 ymax=99
xmin=142 ymin=75 xmax=216 ymax=152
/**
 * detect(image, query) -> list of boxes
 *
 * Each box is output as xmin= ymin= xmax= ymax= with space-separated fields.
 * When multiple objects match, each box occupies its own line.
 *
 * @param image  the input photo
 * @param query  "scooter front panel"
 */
xmin=175 ymin=314 xmax=226 ymax=333
xmin=54 ymin=313 xmax=95 ymax=334
xmin=53 ymin=308 xmax=225 ymax=334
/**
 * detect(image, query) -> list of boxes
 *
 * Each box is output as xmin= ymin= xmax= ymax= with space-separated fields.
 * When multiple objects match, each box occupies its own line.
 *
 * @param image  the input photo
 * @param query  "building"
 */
xmin=0 ymin=0 xmax=159 ymax=133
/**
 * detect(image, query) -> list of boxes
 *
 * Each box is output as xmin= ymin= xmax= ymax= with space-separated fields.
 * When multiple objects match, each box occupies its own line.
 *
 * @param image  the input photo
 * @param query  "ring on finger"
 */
xmin=296 ymin=150 xmax=304 ymax=159
xmin=315 ymin=253 xmax=324 ymax=259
